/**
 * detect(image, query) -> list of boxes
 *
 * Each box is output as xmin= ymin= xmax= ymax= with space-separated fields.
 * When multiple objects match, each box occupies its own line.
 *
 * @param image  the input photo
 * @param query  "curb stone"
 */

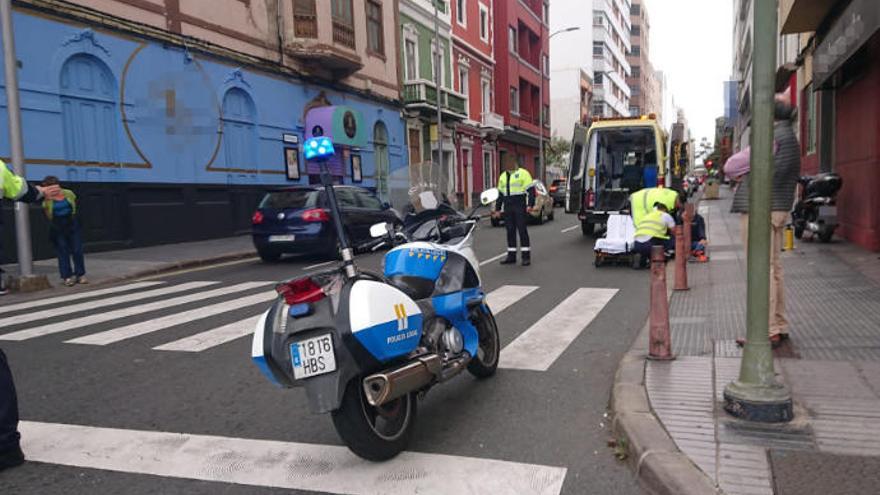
xmin=610 ymin=267 xmax=721 ymax=494
xmin=101 ymin=250 xmax=258 ymax=285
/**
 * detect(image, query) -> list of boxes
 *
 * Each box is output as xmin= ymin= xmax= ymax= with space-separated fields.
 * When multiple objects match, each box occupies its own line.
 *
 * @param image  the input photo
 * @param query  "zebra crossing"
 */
xmin=0 ymin=280 xmax=619 ymax=367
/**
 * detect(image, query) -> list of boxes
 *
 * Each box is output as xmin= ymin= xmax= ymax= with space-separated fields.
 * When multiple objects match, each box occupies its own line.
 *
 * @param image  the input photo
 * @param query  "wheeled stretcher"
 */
xmin=593 ymin=214 xmax=637 ymax=268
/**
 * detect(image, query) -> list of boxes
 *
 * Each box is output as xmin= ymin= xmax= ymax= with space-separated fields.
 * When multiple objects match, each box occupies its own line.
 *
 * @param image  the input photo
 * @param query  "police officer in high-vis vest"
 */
xmin=0 ymin=160 xmax=56 ymax=472
xmin=631 ymin=202 xmax=676 ymax=268
xmin=493 ymin=154 xmax=535 ymax=266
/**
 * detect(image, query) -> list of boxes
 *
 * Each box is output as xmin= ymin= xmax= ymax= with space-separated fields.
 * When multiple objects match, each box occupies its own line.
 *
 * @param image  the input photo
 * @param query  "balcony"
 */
xmin=480 ymin=111 xmax=504 ymax=132
xmin=403 ymin=80 xmax=468 ymax=119
xmin=286 ymin=40 xmax=363 ymax=74
xmin=332 ymin=18 xmax=356 ymax=50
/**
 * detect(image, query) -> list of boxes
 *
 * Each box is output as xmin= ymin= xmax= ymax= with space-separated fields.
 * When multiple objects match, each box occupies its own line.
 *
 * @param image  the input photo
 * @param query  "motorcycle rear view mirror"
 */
xmin=370 ymin=222 xmax=392 ymax=239
xmin=480 ymin=188 xmax=500 ymax=205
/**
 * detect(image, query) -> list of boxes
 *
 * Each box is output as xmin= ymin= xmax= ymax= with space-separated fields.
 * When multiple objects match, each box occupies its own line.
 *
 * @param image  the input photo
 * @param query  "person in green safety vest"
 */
xmin=631 ymin=202 xmax=676 ymax=269
xmin=0 ymin=159 xmax=58 ymax=473
xmin=492 ymin=154 xmax=536 ymax=266
xmin=629 ymin=187 xmax=680 ymax=228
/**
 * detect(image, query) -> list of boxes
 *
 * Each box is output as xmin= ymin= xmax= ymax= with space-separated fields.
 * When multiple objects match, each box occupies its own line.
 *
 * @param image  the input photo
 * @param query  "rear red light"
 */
xmin=276 ymin=277 xmax=326 ymax=304
xmin=252 ymin=211 xmax=264 ymax=224
xmin=301 ymin=208 xmax=330 ymax=222
xmin=586 ymin=189 xmax=595 ymax=209
xmin=549 ymin=186 xmax=558 ymax=192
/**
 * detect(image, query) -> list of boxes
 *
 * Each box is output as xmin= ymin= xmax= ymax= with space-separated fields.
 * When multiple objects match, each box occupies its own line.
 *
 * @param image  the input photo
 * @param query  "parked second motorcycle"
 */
xmin=791 ymin=172 xmax=842 ymax=243
xmin=251 ymin=151 xmax=502 ymax=461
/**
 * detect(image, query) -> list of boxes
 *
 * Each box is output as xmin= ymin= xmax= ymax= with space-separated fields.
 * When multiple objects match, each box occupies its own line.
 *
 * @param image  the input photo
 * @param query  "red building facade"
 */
xmin=451 ymin=0 xmax=502 ymax=207
xmin=492 ymin=0 xmax=550 ymax=178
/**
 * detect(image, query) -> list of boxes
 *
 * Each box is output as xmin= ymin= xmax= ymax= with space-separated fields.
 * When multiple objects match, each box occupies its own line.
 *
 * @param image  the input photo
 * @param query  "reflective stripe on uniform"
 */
xmin=635 ymin=211 xmax=670 ymax=239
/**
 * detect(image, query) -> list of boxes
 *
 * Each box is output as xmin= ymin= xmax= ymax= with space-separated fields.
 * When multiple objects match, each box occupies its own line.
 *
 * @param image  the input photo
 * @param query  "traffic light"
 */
xmin=706 ymin=159 xmax=714 ymax=169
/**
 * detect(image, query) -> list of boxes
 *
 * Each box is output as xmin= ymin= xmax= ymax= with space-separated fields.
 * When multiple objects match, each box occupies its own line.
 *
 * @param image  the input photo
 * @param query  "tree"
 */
xmin=544 ymin=136 xmax=572 ymax=171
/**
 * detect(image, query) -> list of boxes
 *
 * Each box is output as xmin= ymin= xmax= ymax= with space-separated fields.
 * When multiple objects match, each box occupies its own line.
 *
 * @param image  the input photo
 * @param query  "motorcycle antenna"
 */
xmin=304 ymin=136 xmax=357 ymax=279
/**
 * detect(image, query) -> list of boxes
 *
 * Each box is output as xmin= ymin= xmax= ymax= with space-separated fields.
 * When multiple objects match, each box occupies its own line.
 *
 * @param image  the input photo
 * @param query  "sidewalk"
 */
xmin=1 ymin=235 xmax=256 ymax=299
xmin=614 ymin=187 xmax=880 ymax=495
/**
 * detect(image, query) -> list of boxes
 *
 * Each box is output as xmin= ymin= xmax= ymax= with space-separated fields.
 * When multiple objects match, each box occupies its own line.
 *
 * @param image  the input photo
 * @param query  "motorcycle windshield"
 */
xmin=388 ymin=162 xmax=459 ymax=239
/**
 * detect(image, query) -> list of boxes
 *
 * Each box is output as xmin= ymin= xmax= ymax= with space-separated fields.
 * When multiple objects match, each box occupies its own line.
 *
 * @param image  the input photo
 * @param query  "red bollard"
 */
xmin=648 ymin=245 xmax=675 ymax=361
xmin=683 ymin=203 xmax=694 ymax=261
xmin=674 ymin=225 xmax=689 ymax=291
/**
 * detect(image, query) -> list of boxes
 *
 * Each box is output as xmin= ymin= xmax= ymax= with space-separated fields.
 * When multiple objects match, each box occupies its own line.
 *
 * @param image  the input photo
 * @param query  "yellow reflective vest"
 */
xmin=635 ymin=209 xmax=671 ymax=240
xmin=42 ymin=188 xmax=78 ymax=220
xmin=0 ymin=160 xmax=27 ymax=200
xmin=497 ymin=167 xmax=533 ymax=196
xmin=630 ymin=187 xmax=677 ymax=227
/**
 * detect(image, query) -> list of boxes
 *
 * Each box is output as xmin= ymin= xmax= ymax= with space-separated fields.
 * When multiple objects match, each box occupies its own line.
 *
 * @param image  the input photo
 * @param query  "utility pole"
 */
xmin=432 ymin=0 xmax=444 ymax=192
xmin=542 ymin=27 xmax=580 ymax=183
xmin=723 ymin=0 xmax=793 ymax=423
xmin=2 ymin=0 xmax=34 ymax=279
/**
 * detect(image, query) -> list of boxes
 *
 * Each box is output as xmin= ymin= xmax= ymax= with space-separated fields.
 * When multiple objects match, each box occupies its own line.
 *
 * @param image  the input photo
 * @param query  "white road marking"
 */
xmin=20 ymin=421 xmax=567 ymax=495
xmin=135 ymin=256 xmax=259 ymax=281
xmin=0 ymin=281 xmax=217 ymax=330
xmin=500 ymin=288 xmax=619 ymax=371
xmin=0 ymin=282 xmax=266 ymax=342
xmin=153 ymin=315 xmax=262 ymax=352
xmin=561 ymin=224 xmax=579 ymax=233
xmin=479 ymin=253 xmax=509 ymax=266
xmin=69 ymin=291 xmax=275 ymax=346
xmin=486 ymin=285 xmax=539 ymax=314
xmin=0 ymin=281 xmax=165 ymax=316
xmin=304 ymin=260 xmax=335 ymax=271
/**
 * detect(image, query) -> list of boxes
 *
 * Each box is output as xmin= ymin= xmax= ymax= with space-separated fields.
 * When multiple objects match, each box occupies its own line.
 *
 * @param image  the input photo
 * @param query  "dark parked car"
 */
xmin=251 ymin=186 xmax=400 ymax=262
xmin=549 ymin=178 xmax=567 ymax=206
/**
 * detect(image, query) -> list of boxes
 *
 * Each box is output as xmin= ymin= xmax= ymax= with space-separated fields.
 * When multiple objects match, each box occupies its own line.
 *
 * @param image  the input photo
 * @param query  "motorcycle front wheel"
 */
xmin=331 ymin=378 xmax=417 ymax=461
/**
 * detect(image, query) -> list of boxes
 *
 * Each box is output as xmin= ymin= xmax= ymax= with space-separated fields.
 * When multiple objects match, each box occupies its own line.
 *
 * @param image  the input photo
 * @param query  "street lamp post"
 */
xmin=539 ymin=26 xmax=580 ymax=183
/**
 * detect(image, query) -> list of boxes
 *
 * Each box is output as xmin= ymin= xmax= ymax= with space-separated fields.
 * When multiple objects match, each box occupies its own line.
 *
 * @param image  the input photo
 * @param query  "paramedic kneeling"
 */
xmin=632 ymin=202 xmax=676 ymax=269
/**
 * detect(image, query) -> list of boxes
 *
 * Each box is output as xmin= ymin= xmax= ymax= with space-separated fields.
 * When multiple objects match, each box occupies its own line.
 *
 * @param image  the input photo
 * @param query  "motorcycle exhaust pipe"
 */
xmin=363 ymin=355 xmax=442 ymax=407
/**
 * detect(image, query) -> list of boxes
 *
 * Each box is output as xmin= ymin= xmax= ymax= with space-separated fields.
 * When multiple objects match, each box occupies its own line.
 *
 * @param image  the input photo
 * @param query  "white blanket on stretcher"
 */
xmin=594 ymin=214 xmax=636 ymax=254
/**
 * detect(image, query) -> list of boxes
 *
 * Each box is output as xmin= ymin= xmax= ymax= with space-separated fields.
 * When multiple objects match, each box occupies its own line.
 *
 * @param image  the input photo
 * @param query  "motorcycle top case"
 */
xmin=805 ymin=173 xmax=842 ymax=199
xmin=348 ymin=280 xmax=423 ymax=362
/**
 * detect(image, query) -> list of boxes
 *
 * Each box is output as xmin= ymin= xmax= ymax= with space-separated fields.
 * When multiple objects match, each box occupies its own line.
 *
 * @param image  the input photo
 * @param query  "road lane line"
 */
xmin=561 ymin=225 xmax=579 ymax=233
xmin=304 ymin=261 xmax=335 ymax=271
xmin=153 ymin=314 xmax=263 ymax=352
xmin=0 ymin=282 xmax=266 ymax=342
xmin=486 ymin=285 xmax=539 ymax=314
xmin=499 ymin=288 xmax=619 ymax=371
xmin=479 ymin=253 xmax=508 ymax=266
xmin=20 ymin=421 xmax=567 ymax=495
xmin=0 ymin=281 xmax=217 ymax=330
xmin=0 ymin=281 xmax=165 ymax=316
xmin=69 ymin=291 xmax=275 ymax=346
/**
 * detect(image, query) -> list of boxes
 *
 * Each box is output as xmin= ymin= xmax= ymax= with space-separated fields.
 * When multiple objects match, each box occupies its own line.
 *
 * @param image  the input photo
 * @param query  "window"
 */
xmin=366 ymin=1 xmax=384 ymax=56
xmin=510 ymin=87 xmax=519 ymax=114
xmin=631 ymin=45 xmax=641 ymax=56
xmin=456 ymin=0 xmax=466 ymax=26
xmin=59 ymin=54 xmax=119 ymax=163
xmin=431 ymin=43 xmax=445 ymax=87
xmin=630 ymin=4 xmax=640 ymax=15
xmin=459 ymin=67 xmax=469 ymax=103
xmin=805 ymin=83 xmax=817 ymax=154
xmin=479 ymin=5 xmax=489 ymax=41
xmin=592 ymin=103 xmax=604 ymax=116
xmin=594 ymin=72 xmax=603 ymax=84
xmin=630 ymin=106 xmax=640 ymax=116
xmin=355 ymin=189 xmax=383 ymax=210
xmin=543 ymin=105 xmax=549 ymax=127
xmin=592 ymin=42 xmax=603 ymax=56
xmin=631 ymin=25 xmax=640 ymax=36
xmin=331 ymin=0 xmax=355 ymax=49
xmin=293 ymin=0 xmax=318 ymax=38
xmin=509 ymin=26 xmax=517 ymax=52
xmin=543 ymin=54 xmax=549 ymax=76
xmin=631 ymin=65 xmax=640 ymax=77
xmin=404 ymin=39 xmax=417 ymax=80
xmin=481 ymin=79 xmax=491 ymax=113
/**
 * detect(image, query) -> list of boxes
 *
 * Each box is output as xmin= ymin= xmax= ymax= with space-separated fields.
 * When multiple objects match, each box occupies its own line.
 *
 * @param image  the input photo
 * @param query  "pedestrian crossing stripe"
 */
xmin=2 ymin=282 xmax=618 ymax=368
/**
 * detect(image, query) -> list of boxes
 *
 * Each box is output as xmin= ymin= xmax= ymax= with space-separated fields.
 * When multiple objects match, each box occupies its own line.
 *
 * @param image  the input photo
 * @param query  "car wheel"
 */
xmin=257 ymin=248 xmax=281 ymax=263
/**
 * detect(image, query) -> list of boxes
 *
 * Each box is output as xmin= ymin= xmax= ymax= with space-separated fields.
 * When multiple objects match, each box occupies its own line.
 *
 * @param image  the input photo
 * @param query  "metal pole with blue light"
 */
xmin=304 ymin=136 xmax=357 ymax=279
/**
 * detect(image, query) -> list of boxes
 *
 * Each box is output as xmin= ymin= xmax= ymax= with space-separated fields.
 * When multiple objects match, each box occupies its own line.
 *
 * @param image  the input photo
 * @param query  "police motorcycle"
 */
xmin=251 ymin=144 xmax=501 ymax=461
xmin=791 ymin=172 xmax=842 ymax=243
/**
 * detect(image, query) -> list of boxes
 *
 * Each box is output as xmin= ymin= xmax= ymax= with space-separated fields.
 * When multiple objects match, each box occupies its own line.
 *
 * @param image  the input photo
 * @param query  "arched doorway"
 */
xmin=221 ymin=88 xmax=258 ymax=171
xmin=59 ymin=54 xmax=119 ymax=163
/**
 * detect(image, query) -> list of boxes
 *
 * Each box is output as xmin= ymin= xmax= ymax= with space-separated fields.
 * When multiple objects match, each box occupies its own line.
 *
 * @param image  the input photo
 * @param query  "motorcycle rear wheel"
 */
xmin=467 ymin=308 xmax=500 ymax=378
xmin=331 ymin=379 xmax=417 ymax=461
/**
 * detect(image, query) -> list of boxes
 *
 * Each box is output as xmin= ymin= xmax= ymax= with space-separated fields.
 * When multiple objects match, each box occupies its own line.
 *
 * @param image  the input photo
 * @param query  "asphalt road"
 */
xmin=0 ymin=209 xmax=650 ymax=495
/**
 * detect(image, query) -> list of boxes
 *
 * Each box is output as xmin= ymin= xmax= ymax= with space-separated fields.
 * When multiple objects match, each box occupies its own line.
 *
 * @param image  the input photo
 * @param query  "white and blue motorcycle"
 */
xmin=252 ymin=145 xmax=501 ymax=460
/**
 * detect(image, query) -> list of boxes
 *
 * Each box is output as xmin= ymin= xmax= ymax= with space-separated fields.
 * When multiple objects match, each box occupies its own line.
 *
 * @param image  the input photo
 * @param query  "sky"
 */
xmin=646 ymin=0 xmax=733 ymax=143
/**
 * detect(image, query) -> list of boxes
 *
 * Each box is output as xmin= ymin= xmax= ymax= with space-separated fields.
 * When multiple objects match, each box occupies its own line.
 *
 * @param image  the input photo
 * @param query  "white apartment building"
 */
xmin=592 ymin=0 xmax=632 ymax=118
xmin=549 ymin=0 xmax=594 ymax=138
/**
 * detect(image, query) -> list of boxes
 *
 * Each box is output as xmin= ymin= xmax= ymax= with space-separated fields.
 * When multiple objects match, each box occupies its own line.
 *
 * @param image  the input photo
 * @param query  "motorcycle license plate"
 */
xmin=290 ymin=334 xmax=336 ymax=380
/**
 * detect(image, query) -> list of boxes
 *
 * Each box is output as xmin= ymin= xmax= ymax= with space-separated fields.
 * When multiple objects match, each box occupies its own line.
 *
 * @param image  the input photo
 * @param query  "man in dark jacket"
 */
xmin=724 ymin=94 xmax=801 ymax=346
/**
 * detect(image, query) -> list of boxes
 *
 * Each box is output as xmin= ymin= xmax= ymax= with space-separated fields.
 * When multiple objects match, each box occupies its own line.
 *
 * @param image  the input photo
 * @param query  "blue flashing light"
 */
xmin=288 ymin=303 xmax=312 ymax=317
xmin=304 ymin=137 xmax=335 ymax=160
